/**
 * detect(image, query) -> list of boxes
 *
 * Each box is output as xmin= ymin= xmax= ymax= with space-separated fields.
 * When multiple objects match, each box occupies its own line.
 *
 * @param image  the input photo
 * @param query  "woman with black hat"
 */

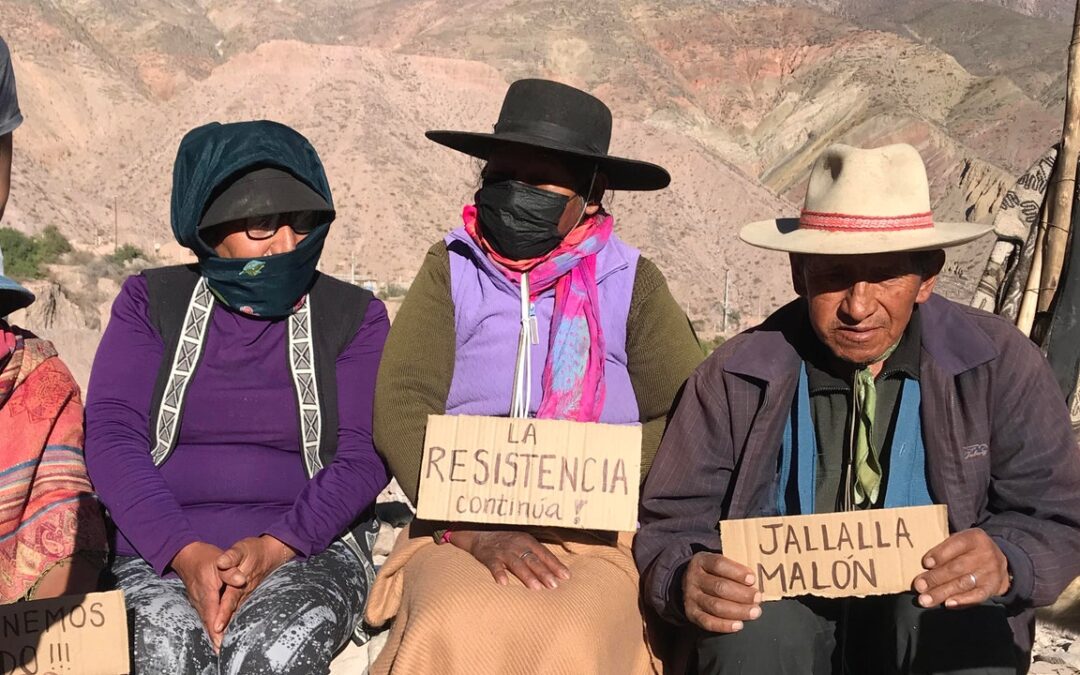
xmin=365 ymin=79 xmax=703 ymax=674
xmin=84 ymin=120 xmax=389 ymax=673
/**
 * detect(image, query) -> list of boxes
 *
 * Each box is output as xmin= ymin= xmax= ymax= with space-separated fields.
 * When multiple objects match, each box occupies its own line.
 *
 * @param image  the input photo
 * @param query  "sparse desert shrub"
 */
xmin=108 ymin=243 xmax=146 ymax=266
xmin=0 ymin=225 xmax=74 ymax=279
xmin=37 ymin=225 xmax=73 ymax=260
xmin=376 ymin=281 xmax=410 ymax=300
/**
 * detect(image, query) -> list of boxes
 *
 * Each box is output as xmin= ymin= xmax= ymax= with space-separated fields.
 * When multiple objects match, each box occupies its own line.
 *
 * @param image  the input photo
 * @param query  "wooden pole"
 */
xmin=1038 ymin=0 xmax=1080 ymax=317
xmin=1017 ymin=217 xmax=1047 ymax=336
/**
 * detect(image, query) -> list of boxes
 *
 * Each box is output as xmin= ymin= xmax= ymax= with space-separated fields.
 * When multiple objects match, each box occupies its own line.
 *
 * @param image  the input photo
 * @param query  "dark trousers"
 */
xmin=695 ymin=593 xmax=1021 ymax=675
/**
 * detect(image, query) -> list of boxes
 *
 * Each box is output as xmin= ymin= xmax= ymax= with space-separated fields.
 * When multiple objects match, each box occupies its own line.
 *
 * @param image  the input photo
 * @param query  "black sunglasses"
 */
xmin=242 ymin=212 xmax=320 ymax=240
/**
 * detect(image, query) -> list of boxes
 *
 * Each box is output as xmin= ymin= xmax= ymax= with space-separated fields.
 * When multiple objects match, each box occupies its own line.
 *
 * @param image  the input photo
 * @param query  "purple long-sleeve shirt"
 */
xmin=85 ymin=275 xmax=390 ymax=576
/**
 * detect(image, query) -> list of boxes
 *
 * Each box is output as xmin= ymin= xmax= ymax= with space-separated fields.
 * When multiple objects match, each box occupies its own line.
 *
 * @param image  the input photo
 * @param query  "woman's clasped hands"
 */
xmin=170 ymin=536 xmax=296 ymax=652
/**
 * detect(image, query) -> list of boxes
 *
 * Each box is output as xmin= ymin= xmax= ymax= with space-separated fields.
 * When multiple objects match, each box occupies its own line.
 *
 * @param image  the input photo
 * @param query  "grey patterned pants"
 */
xmin=112 ymin=540 xmax=366 ymax=675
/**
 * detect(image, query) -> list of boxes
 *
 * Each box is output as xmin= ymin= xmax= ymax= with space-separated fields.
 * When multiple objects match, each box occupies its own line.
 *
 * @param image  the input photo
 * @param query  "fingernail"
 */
xmin=924 ymin=557 xmax=935 ymax=568
xmin=559 ymin=570 xmax=571 ymax=580
xmin=914 ymin=579 xmax=927 ymax=593
xmin=749 ymin=606 xmax=762 ymax=620
xmin=753 ymin=592 xmax=763 ymax=604
xmin=744 ymin=574 xmax=755 ymax=585
xmin=919 ymin=594 xmax=932 ymax=607
xmin=945 ymin=599 xmax=957 ymax=608
xmin=546 ymin=579 xmax=559 ymax=589
xmin=731 ymin=621 xmax=744 ymax=631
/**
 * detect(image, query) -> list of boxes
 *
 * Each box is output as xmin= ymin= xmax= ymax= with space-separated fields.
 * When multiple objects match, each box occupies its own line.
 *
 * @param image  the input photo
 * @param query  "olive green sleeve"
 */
xmin=627 ymin=256 xmax=705 ymax=482
xmin=373 ymin=243 xmax=455 ymax=504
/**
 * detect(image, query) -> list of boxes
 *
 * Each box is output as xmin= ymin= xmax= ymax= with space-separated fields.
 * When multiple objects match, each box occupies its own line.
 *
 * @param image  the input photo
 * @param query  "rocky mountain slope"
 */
xmin=0 ymin=0 xmax=1072 ymax=367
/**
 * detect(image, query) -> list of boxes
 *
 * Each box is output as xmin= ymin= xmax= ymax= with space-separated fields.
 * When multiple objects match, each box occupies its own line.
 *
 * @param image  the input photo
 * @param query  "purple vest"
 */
xmin=444 ymin=228 xmax=640 ymax=424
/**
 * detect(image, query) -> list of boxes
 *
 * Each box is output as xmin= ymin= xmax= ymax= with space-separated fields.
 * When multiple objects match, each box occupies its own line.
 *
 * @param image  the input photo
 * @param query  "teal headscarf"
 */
xmin=170 ymin=120 xmax=335 ymax=317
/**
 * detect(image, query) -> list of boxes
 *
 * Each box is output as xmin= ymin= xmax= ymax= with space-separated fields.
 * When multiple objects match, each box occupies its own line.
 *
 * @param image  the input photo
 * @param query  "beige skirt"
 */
xmin=365 ymin=525 xmax=660 ymax=675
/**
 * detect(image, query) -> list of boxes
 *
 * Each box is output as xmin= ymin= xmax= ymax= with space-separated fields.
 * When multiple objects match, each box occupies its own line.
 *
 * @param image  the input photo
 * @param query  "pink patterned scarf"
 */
xmin=0 ymin=323 xmax=106 ymax=601
xmin=463 ymin=205 xmax=612 ymax=422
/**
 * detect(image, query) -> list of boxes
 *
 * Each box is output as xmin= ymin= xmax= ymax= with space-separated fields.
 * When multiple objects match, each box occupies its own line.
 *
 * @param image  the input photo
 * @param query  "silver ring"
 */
xmin=520 ymin=551 xmax=534 ymax=560
xmin=968 ymin=573 xmax=978 ymax=588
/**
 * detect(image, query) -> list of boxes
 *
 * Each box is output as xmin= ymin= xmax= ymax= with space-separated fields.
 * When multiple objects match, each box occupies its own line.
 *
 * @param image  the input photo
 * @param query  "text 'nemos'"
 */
xmin=719 ymin=505 xmax=949 ymax=600
xmin=416 ymin=415 xmax=642 ymax=531
xmin=0 ymin=590 xmax=129 ymax=675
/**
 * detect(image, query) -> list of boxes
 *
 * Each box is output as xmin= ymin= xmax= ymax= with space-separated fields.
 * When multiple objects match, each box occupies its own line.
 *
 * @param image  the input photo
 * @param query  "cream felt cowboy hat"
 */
xmin=740 ymin=143 xmax=992 ymax=254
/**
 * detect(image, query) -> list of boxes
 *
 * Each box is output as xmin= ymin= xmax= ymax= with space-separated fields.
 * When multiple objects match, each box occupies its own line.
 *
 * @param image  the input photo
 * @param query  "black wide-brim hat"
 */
xmin=426 ymin=79 xmax=671 ymax=191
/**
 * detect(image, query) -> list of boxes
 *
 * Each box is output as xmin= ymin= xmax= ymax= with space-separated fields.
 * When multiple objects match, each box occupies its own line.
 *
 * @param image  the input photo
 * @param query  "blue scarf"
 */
xmin=198 ymin=224 xmax=329 ymax=317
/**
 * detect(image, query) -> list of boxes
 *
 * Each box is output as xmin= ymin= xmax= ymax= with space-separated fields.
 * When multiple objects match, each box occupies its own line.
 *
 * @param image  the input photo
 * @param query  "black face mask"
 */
xmin=474 ymin=180 xmax=574 ymax=260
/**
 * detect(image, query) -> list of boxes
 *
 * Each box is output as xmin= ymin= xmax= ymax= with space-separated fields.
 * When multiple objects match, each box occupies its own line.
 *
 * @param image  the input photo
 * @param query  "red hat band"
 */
xmin=799 ymin=210 xmax=934 ymax=233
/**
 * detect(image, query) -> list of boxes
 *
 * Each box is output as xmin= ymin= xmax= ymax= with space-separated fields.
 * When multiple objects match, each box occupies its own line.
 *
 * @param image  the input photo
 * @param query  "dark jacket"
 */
xmin=635 ymin=294 xmax=1080 ymax=654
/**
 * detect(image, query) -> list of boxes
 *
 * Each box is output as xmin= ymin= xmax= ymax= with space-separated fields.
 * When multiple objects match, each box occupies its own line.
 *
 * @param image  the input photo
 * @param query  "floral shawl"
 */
xmin=0 ymin=324 xmax=106 ymax=602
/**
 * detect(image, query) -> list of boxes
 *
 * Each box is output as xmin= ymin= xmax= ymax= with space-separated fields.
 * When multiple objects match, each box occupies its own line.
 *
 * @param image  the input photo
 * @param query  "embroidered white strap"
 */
xmin=287 ymin=296 xmax=322 ymax=474
xmin=152 ymin=277 xmax=216 ymax=465
xmin=287 ymin=294 xmax=375 ymax=643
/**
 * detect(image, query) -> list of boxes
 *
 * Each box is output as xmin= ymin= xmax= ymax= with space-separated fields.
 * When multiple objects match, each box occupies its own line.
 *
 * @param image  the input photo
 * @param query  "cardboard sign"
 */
xmin=1 ymin=590 xmax=129 ymax=675
xmin=416 ymin=414 xmax=642 ymax=531
xmin=719 ymin=505 xmax=948 ymax=600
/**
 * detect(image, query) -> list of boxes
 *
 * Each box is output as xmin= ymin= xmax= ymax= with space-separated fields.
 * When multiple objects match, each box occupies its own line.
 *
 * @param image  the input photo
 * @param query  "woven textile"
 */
xmin=971 ymin=147 xmax=1056 ymax=319
xmin=0 ymin=325 xmax=105 ymax=602
xmin=366 ymin=526 xmax=659 ymax=674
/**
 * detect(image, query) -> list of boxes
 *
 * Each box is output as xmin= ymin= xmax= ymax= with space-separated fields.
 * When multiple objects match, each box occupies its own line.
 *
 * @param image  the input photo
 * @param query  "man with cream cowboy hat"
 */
xmin=634 ymin=143 xmax=1080 ymax=673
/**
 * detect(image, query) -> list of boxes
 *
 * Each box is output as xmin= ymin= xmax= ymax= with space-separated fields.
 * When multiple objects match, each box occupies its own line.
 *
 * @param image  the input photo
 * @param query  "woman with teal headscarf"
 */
xmin=85 ymin=120 xmax=390 ymax=674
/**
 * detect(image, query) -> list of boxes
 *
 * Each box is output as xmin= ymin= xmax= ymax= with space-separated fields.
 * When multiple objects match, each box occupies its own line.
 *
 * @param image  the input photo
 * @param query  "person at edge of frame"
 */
xmin=635 ymin=142 xmax=1080 ymax=674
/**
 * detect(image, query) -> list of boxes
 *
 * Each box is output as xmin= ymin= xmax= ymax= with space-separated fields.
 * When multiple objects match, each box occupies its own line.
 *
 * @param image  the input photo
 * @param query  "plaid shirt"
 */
xmin=635 ymin=294 xmax=1080 ymax=654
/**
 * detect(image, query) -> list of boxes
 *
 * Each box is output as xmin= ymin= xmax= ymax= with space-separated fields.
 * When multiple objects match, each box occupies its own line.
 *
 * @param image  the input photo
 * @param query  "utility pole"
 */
xmin=722 ymin=270 xmax=731 ymax=334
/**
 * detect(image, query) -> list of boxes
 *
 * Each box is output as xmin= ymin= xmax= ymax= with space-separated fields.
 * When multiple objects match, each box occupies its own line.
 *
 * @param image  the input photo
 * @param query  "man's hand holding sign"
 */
xmin=682 ymin=552 xmax=762 ymax=634
xmin=913 ymin=528 xmax=1010 ymax=609
xmin=684 ymin=515 xmax=1009 ymax=635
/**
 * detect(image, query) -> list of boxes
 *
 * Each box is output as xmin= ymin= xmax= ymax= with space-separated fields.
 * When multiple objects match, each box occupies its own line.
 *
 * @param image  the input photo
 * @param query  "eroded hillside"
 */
xmin=0 ymin=0 xmax=1071 ymax=385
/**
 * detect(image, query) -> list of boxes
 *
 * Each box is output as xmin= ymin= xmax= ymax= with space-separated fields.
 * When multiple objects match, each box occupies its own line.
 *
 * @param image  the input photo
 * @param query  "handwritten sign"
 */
xmin=416 ymin=414 xmax=642 ymax=531
xmin=719 ymin=505 xmax=948 ymax=600
xmin=1 ymin=590 xmax=129 ymax=675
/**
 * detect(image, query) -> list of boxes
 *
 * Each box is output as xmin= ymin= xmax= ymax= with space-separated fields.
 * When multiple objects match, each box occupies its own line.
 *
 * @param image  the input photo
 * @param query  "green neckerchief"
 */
xmin=852 ymin=340 xmax=900 ymax=506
